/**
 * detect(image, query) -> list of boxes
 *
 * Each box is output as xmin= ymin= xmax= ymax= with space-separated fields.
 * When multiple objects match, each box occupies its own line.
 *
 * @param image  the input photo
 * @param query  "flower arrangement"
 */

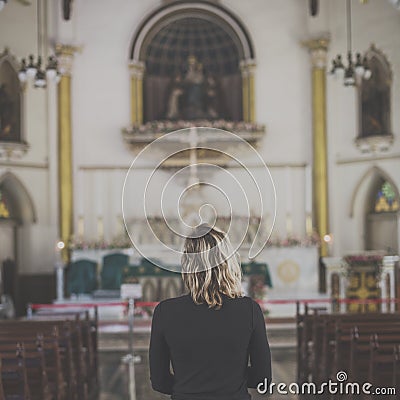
xmin=343 ymin=253 xmax=384 ymax=267
xmin=342 ymin=253 xmax=385 ymax=283
xmin=68 ymin=235 xmax=131 ymax=251
xmin=125 ymin=119 xmax=265 ymax=134
xmin=266 ymin=232 xmax=320 ymax=248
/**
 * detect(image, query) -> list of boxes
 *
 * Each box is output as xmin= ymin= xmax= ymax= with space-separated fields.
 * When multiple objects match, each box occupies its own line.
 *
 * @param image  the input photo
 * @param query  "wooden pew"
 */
xmin=333 ymin=323 xmax=400 ymax=384
xmin=0 ymin=344 xmax=52 ymax=400
xmin=0 ymin=359 xmax=31 ymax=400
xmin=0 ymin=325 xmax=77 ymax=400
xmin=368 ymin=335 xmax=399 ymax=391
xmin=0 ymin=311 xmax=98 ymax=400
xmin=298 ymin=311 xmax=400 ymax=388
xmin=296 ymin=302 xmax=327 ymax=384
xmin=30 ymin=309 xmax=99 ymax=393
xmin=314 ymin=313 xmax=400 ymax=383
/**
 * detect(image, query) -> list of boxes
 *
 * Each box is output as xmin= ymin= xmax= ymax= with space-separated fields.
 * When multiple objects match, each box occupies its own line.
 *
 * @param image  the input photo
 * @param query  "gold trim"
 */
xmin=0 ymin=162 xmax=48 ymax=169
xmin=302 ymin=37 xmax=329 ymax=52
xmin=129 ymin=62 xmax=145 ymax=125
xmin=58 ymin=75 xmax=74 ymax=263
xmin=242 ymin=72 xmax=249 ymax=122
xmin=137 ymin=76 xmax=143 ymax=125
xmin=78 ymin=162 xmax=307 ymax=171
xmin=248 ymin=73 xmax=255 ymax=122
xmin=55 ymin=44 xmax=82 ymax=57
xmin=312 ymin=66 xmax=329 ymax=257
xmin=130 ymin=75 xmax=138 ymax=124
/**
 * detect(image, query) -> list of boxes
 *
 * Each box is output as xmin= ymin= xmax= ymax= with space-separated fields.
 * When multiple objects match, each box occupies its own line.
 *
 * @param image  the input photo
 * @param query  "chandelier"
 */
xmin=330 ymin=0 xmax=371 ymax=86
xmin=17 ymin=0 xmax=60 ymax=88
xmin=18 ymin=54 xmax=60 ymax=88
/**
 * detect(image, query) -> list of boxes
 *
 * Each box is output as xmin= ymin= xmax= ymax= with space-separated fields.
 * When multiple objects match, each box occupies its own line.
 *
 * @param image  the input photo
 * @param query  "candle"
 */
xmin=286 ymin=213 xmax=293 ymax=235
xmin=306 ymin=213 xmax=313 ymax=236
xmin=77 ymin=216 xmax=84 ymax=238
xmin=97 ymin=216 xmax=104 ymax=239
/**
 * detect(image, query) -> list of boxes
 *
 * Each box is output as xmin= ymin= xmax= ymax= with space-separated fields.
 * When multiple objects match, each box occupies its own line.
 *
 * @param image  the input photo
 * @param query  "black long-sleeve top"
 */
xmin=149 ymin=293 xmax=271 ymax=400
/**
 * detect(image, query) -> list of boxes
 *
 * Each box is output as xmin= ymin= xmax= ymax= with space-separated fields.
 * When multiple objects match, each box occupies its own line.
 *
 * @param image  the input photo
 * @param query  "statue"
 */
xmin=205 ymin=75 xmax=218 ymax=119
xmin=164 ymin=56 xmax=223 ymax=121
xmin=166 ymin=74 xmax=184 ymax=120
xmin=183 ymin=56 xmax=206 ymax=119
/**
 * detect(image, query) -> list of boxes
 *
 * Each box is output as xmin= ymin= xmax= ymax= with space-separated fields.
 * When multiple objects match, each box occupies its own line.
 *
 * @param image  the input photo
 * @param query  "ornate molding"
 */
xmin=302 ymin=37 xmax=330 ymax=68
xmin=0 ymin=141 xmax=30 ymax=160
xmin=55 ymin=44 xmax=82 ymax=75
xmin=129 ymin=61 xmax=146 ymax=78
xmin=355 ymin=134 xmax=394 ymax=153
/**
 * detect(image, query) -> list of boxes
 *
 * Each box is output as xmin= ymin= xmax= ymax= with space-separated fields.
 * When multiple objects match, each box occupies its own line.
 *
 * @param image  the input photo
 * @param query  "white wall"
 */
xmin=326 ymin=0 xmax=400 ymax=255
xmin=0 ymin=0 xmax=399 ymax=274
xmin=0 ymin=0 xmax=58 ymax=273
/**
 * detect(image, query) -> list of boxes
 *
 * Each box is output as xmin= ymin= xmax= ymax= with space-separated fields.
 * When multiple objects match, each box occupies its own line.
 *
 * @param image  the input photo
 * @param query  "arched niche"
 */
xmin=128 ymin=1 xmax=256 ymax=125
xmin=0 ymin=172 xmax=36 ymax=225
xmin=0 ymin=49 xmax=23 ymax=143
xmin=358 ymin=45 xmax=392 ymax=139
xmin=350 ymin=166 xmax=399 ymax=253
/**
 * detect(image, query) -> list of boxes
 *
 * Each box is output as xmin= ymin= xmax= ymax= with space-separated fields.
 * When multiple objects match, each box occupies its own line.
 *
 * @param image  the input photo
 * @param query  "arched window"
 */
xmin=373 ymin=180 xmax=399 ymax=214
xmin=359 ymin=45 xmax=392 ymax=139
xmin=366 ymin=176 xmax=399 ymax=254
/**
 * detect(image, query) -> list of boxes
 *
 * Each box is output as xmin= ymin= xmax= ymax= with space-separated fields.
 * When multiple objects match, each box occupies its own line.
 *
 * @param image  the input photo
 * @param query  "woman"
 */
xmin=149 ymin=224 xmax=271 ymax=399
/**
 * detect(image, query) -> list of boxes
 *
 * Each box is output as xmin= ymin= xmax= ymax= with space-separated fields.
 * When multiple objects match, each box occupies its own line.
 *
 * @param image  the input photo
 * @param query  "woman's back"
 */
xmin=149 ymin=293 xmax=271 ymax=400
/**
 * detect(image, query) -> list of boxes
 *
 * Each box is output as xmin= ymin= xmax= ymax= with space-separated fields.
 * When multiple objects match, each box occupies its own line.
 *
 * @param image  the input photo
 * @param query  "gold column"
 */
xmin=303 ymin=38 xmax=330 ymax=257
xmin=248 ymin=62 xmax=256 ymax=123
xmin=55 ymin=44 xmax=79 ymax=263
xmin=129 ymin=61 xmax=145 ymax=125
xmin=242 ymin=70 xmax=249 ymax=122
xmin=130 ymin=74 xmax=137 ymax=124
xmin=240 ymin=59 xmax=256 ymax=122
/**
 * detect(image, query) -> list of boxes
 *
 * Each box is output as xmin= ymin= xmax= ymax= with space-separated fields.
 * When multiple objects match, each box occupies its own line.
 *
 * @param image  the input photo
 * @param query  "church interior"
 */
xmin=0 ymin=0 xmax=399 ymax=398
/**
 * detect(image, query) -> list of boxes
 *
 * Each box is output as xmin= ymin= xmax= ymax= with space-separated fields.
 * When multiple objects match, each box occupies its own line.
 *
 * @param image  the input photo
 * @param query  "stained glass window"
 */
xmin=0 ymin=190 xmax=10 ymax=218
xmin=374 ymin=181 xmax=399 ymax=213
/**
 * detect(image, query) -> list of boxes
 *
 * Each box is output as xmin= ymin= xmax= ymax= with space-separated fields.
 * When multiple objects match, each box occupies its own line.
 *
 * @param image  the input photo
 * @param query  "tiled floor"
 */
xmin=98 ymin=325 xmax=298 ymax=400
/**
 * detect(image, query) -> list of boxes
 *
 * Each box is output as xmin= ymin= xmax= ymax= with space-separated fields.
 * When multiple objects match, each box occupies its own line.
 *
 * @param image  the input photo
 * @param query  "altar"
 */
xmin=65 ymin=247 xmax=272 ymax=304
xmin=324 ymin=254 xmax=399 ymax=313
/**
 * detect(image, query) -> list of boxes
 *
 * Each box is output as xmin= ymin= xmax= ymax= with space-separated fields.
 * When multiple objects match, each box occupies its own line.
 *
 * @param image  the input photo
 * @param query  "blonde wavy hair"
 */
xmin=181 ymin=224 xmax=243 ymax=309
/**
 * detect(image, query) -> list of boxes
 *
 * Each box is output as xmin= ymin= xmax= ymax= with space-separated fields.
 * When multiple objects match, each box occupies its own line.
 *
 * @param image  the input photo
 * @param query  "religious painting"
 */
xmin=0 ymin=53 xmax=22 ymax=143
xmin=360 ymin=47 xmax=391 ymax=138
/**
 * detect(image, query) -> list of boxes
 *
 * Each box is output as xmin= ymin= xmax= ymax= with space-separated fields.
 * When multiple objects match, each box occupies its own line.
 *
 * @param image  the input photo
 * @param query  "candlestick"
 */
xmin=306 ymin=213 xmax=313 ymax=236
xmin=77 ymin=215 xmax=84 ymax=238
xmin=286 ymin=213 xmax=293 ymax=235
xmin=97 ymin=216 xmax=104 ymax=240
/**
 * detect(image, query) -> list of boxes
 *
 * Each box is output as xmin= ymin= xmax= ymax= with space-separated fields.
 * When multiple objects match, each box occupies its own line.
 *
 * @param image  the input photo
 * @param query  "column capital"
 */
xmin=129 ymin=60 xmax=146 ymax=78
xmin=302 ymin=37 xmax=330 ymax=69
xmin=55 ymin=44 xmax=82 ymax=75
xmin=240 ymin=58 xmax=257 ymax=74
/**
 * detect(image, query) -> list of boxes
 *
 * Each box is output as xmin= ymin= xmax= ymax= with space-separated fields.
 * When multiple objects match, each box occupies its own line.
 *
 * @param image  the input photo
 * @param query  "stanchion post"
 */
xmin=55 ymin=260 xmax=65 ymax=302
xmin=125 ymin=297 xmax=137 ymax=400
xmin=128 ymin=298 xmax=134 ymax=354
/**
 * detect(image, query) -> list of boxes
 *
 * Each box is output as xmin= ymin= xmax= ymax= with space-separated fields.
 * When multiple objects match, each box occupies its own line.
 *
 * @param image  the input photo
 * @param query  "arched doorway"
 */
xmin=0 ymin=172 xmax=36 ymax=315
